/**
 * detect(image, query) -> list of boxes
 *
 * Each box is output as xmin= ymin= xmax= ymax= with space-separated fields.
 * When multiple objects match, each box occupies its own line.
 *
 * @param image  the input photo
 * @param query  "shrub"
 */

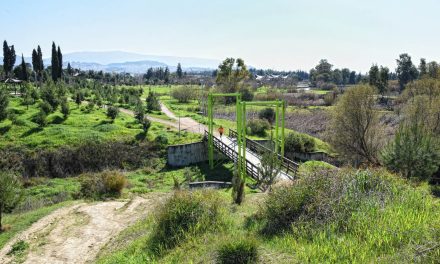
xmin=134 ymin=101 xmax=145 ymax=122
xmin=258 ymin=108 xmax=275 ymax=124
xmin=297 ymin=160 xmax=335 ymax=176
xmin=39 ymin=101 xmax=53 ymax=114
xmin=0 ymin=172 xmax=23 ymax=231
xmin=33 ymin=111 xmax=47 ymax=127
xmin=79 ymin=170 xmax=127 ymax=199
xmin=86 ymin=100 xmax=95 ymax=112
xmin=239 ymin=87 xmax=254 ymax=102
xmin=141 ymin=116 xmax=151 ymax=134
xmin=13 ymin=140 xmax=160 ymax=178
xmin=107 ymin=106 xmax=119 ymax=121
xmin=247 ymin=119 xmax=270 ymax=137
xmin=7 ymin=240 xmax=29 ymax=256
xmin=146 ymin=89 xmax=160 ymax=112
xmin=381 ymin=123 xmax=440 ymax=181
xmin=323 ymin=91 xmax=337 ymax=106
xmin=149 ymin=190 xmax=227 ymax=254
xmin=0 ymin=88 xmax=9 ymax=122
xmin=431 ymin=184 xmax=440 ymax=197
xmin=284 ymin=132 xmax=316 ymax=153
xmin=61 ymin=100 xmax=70 ymax=119
xmin=217 ymin=237 xmax=259 ymax=264
xmin=259 ymin=169 xmax=404 ymax=235
xmin=171 ymin=86 xmax=195 ymax=103
xmin=155 ymin=133 xmax=168 ymax=145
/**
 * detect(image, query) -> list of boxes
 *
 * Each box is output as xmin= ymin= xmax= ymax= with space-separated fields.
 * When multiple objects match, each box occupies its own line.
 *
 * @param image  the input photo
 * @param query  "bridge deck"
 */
xmin=207 ymin=131 xmax=296 ymax=181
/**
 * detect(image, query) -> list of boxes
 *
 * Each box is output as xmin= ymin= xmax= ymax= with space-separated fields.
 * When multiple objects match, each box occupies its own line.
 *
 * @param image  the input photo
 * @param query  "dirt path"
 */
xmin=0 ymin=194 xmax=167 ymax=264
xmin=158 ymin=102 xmax=208 ymax=135
xmin=159 ymin=102 xmax=178 ymax=120
xmin=118 ymin=102 xmax=208 ymax=135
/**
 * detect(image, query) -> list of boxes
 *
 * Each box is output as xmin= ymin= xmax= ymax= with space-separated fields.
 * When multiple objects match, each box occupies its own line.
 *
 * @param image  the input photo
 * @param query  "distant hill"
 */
xmin=1 ymin=51 xmax=220 ymax=73
xmin=67 ymin=60 xmax=168 ymax=73
xmin=62 ymin=51 xmax=220 ymax=73
xmin=63 ymin=51 xmax=219 ymax=68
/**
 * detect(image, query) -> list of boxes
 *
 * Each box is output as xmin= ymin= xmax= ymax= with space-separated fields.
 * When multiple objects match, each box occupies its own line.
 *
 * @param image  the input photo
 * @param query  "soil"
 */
xmin=0 ymin=194 xmax=167 ymax=264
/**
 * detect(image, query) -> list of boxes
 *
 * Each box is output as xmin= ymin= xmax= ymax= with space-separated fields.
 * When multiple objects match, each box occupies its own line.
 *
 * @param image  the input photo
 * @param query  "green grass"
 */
xmin=308 ymin=89 xmax=331 ymax=95
xmin=0 ymin=98 xmax=142 ymax=149
xmin=0 ymin=97 xmax=201 ymax=149
xmin=23 ymin=177 xmax=81 ymax=201
xmin=95 ymin=169 xmax=440 ymax=264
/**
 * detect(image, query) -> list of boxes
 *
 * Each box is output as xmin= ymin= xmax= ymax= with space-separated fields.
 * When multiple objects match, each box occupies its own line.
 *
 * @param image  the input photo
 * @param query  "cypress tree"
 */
xmin=20 ymin=54 xmax=28 ymax=81
xmin=67 ymin=63 xmax=73 ymax=75
xmin=57 ymin=46 xmax=63 ymax=79
xmin=164 ymin=67 xmax=170 ymax=83
xmin=37 ymin=45 xmax=44 ymax=72
xmin=32 ymin=49 xmax=39 ymax=81
xmin=9 ymin=45 xmax=16 ymax=76
xmin=2 ymin=41 xmax=9 ymax=77
xmin=176 ymin=63 xmax=183 ymax=78
xmin=2 ymin=41 xmax=16 ymax=77
xmin=51 ymin=42 xmax=59 ymax=81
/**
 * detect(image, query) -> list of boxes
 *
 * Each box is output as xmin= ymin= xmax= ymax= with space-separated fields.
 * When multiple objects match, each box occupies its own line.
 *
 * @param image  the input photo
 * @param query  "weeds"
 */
xmin=217 ymin=237 xmax=259 ymax=264
xmin=148 ymin=190 xmax=228 ymax=255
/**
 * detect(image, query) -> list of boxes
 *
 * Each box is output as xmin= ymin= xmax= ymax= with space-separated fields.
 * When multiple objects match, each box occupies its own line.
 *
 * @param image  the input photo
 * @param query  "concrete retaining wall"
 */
xmin=189 ymin=181 xmax=232 ymax=189
xmin=167 ymin=141 xmax=208 ymax=166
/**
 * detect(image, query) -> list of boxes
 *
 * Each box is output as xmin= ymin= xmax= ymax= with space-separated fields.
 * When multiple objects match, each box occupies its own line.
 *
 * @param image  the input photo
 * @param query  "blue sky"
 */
xmin=2 ymin=0 xmax=439 ymax=71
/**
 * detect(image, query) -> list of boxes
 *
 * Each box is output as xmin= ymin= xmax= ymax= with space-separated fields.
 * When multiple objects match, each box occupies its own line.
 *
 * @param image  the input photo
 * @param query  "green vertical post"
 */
xmin=281 ymin=100 xmax=285 ymax=157
xmin=242 ymin=102 xmax=247 ymax=180
xmin=236 ymin=94 xmax=242 ymax=177
xmin=275 ymin=101 xmax=279 ymax=155
xmin=208 ymin=93 xmax=214 ymax=169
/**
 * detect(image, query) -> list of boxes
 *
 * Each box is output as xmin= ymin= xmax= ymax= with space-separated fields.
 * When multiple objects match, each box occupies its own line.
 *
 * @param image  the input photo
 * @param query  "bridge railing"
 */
xmin=204 ymin=131 xmax=260 ymax=181
xmin=229 ymin=129 xmax=298 ymax=178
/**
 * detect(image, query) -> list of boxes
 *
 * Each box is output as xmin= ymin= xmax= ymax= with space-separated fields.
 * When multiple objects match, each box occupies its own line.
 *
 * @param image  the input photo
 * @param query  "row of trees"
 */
xmin=2 ymin=40 xmax=64 ymax=82
xmin=309 ymin=59 xmax=361 ymax=88
xmin=395 ymin=54 xmax=439 ymax=90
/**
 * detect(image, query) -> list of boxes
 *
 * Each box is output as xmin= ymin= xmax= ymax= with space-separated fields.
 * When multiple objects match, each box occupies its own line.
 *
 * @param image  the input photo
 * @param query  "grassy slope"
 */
xmin=96 ymin=174 xmax=440 ymax=264
xmin=0 ymin=97 xmax=201 ymax=149
xmin=0 ymin=94 xmax=201 ymax=250
xmin=0 ymin=98 xmax=141 ymax=149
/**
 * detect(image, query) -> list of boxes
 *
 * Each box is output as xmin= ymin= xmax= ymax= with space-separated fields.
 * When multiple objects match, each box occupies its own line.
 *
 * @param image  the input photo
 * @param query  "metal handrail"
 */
xmin=228 ymin=129 xmax=298 ymax=177
xmin=205 ymin=131 xmax=260 ymax=181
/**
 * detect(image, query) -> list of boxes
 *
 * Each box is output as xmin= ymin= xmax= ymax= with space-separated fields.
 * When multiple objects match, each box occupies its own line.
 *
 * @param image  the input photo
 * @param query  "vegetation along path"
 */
xmin=0 ymin=194 xmax=167 ymax=264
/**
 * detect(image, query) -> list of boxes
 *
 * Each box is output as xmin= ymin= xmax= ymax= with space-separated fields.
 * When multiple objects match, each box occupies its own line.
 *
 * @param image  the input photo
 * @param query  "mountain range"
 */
xmin=2 ymin=51 xmax=221 ymax=74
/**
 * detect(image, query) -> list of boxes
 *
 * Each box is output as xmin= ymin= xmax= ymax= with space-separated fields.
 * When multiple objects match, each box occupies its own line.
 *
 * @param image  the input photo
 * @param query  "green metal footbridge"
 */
xmin=206 ymin=93 xmax=298 ymax=182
